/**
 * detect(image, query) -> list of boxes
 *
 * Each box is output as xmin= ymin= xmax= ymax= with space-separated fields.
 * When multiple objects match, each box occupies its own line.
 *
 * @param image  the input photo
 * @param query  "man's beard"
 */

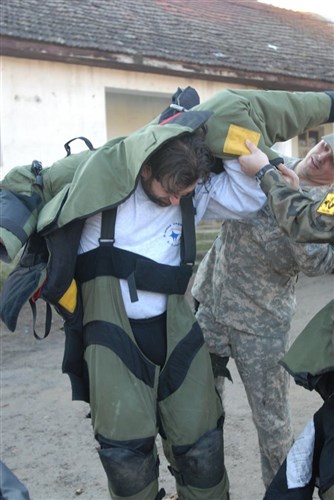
xmin=140 ymin=177 xmax=172 ymax=207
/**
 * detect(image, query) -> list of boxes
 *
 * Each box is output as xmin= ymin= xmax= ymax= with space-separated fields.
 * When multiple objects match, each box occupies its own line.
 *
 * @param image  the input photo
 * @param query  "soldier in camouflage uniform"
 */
xmin=192 ymin=134 xmax=334 ymax=489
xmin=266 ymin=182 xmax=333 ymax=242
xmin=239 ymin=139 xmax=334 ymax=500
xmin=239 ymin=136 xmax=334 ymax=243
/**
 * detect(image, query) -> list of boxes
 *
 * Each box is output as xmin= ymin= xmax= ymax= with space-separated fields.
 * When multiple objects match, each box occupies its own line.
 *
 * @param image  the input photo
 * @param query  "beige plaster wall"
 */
xmin=2 ymin=56 xmax=332 ymax=179
xmin=1 ymin=56 xmax=240 ymax=178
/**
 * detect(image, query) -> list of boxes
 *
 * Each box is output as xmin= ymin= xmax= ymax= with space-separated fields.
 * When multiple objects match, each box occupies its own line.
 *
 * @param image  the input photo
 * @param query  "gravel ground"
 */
xmin=1 ymin=273 xmax=332 ymax=500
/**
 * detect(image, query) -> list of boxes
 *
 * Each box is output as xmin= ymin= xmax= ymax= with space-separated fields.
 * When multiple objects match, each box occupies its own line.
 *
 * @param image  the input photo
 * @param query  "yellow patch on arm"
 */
xmin=223 ymin=125 xmax=261 ymax=155
xmin=317 ymin=193 xmax=334 ymax=216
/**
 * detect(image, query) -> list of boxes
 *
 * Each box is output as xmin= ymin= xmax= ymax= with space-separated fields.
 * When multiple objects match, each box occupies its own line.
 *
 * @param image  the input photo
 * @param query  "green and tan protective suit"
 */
xmin=1 ymin=89 xmax=334 ymax=500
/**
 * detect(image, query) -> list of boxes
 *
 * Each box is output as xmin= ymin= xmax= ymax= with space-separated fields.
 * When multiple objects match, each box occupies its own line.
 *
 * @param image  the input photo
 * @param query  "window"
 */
xmin=105 ymin=89 xmax=171 ymax=140
xmin=298 ymin=129 xmax=323 ymax=157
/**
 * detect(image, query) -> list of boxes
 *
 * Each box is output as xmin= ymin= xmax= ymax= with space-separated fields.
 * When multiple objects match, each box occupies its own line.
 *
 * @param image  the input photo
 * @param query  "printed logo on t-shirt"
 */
xmin=164 ymin=222 xmax=182 ymax=246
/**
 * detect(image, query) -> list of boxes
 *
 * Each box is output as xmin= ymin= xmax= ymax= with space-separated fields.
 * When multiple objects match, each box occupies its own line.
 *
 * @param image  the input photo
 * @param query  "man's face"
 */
xmin=298 ymin=139 xmax=334 ymax=186
xmin=140 ymin=166 xmax=197 ymax=207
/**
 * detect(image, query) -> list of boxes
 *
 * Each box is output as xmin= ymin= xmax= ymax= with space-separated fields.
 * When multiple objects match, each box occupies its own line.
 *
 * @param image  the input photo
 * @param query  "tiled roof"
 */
xmin=1 ymin=0 xmax=333 ymax=88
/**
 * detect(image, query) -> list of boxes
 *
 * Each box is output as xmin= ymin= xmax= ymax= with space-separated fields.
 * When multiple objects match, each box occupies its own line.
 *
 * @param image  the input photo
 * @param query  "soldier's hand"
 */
xmin=277 ymin=164 xmax=300 ymax=190
xmin=239 ymin=139 xmax=270 ymax=175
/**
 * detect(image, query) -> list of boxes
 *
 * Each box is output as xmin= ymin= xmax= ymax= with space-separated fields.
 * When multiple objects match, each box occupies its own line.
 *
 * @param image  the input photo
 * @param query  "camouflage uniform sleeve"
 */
xmin=288 ymin=239 xmax=334 ymax=275
xmin=260 ymin=169 xmax=334 ymax=243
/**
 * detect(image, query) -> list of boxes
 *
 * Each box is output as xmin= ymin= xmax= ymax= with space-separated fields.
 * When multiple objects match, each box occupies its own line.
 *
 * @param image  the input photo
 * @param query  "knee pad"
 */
xmin=171 ymin=425 xmax=225 ymax=489
xmin=97 ymin=435 xmax=158 ymax=497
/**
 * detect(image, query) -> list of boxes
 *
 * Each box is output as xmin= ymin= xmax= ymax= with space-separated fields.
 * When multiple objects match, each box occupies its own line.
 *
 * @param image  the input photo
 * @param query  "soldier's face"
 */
xmin=299 ymin=140 xmax=334 ymax=186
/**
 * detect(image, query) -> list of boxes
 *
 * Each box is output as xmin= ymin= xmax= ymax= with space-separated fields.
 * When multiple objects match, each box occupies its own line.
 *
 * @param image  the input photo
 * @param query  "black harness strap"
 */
xmin=29 ymin=298 xmax=52 ymax=340
xmin=180 ymin=195 xmax=196 ymax=266
xmin=76 ymin=246 xmax=193 ymax=295
xmin=64 ymin=136 xmax=95 ymax=157
xmin=100 ymin=197 xmax=196 ymax=263
xmin=99 ymin=207 xmax=117 ymax=246
xmin=126 ymin=272 xmax=139 ymax=303
xmin=99 ymin=207 xmax=139 ymax=300
xmin=85 ymin=199 xmax=196 ymax=301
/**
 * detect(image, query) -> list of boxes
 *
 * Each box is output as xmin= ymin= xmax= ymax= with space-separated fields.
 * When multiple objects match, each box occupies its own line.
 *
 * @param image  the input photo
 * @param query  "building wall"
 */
xmin=2 ymin=56 xmax=332 ymax=179
xmin=1 ymin=56 xmax=245 ymax=177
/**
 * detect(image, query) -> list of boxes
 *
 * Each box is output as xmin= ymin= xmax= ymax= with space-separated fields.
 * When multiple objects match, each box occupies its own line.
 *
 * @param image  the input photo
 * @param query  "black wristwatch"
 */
xmin=255 ymin=163 xmax=275 ymax=183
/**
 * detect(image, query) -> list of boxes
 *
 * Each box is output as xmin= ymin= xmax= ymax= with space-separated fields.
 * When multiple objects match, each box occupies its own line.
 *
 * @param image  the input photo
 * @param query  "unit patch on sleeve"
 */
xmin=317 ymin=193 xmax=334 ymax=216
xmin=223 ymin=124 xmax=261 ymax=156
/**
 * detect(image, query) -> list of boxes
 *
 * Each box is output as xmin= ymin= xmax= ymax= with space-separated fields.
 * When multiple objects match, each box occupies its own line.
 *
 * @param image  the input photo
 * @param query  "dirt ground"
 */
xmin=1 ymin=272 xmax=333 ymax=500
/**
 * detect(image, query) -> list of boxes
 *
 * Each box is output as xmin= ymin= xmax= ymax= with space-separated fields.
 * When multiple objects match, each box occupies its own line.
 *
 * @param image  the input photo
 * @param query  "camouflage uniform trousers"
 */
xmin=196 ymin=303 xmax=294 ymax=488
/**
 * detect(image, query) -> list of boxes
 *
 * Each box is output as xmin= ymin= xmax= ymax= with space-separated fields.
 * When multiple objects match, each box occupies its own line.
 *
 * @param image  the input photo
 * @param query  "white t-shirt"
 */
xmin=195 ymin=159 xmax=266 ymax=222
xmin=78 ymin=159 xmax=265 ymax=318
